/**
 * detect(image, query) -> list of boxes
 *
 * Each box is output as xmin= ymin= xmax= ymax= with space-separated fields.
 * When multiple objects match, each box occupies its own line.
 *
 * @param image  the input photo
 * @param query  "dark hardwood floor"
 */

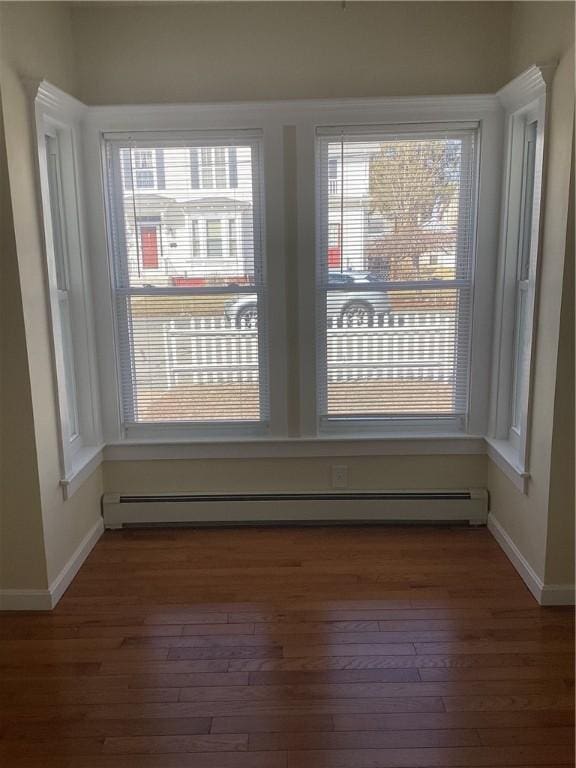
xmin=0 ymin=525 xmax=574 ymax=766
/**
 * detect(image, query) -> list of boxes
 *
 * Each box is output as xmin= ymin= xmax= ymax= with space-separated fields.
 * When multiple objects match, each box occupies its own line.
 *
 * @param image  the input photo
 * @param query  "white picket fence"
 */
xmin=166 ymin=313 xmax=458 ymax=386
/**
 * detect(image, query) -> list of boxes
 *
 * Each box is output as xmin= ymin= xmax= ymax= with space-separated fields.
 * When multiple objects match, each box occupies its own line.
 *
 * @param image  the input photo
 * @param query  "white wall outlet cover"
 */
xmin=331 ymin=464 xmax=348 ymax=488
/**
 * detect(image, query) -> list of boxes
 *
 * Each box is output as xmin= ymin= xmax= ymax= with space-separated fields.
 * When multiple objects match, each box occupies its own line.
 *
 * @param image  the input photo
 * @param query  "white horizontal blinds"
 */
xmin=106 ymin=133 xmax=267 ymax=426
xmin=45 ymin=133 xmax=80 ymax=443
xmin=317 ymin=128 xmax=477 ymax=422
xmin=511 ymin=119 xmax=537 ymax=438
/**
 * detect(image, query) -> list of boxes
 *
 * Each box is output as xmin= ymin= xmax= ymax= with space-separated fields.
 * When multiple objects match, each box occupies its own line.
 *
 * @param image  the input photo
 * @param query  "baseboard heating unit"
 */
xmin=102 ymin=489 xmax=488 ymax=529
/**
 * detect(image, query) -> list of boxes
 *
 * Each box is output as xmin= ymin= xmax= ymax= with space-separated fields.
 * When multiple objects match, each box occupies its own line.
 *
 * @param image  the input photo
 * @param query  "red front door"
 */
xmin=328 ymin=246 xmax=342 ymax=268
xmin=140 ymin=225 xmax=159 ymax=269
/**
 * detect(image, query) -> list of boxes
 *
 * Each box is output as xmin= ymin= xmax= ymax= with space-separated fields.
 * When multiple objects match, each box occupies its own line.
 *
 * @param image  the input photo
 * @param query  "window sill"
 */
xmin=60 ymin=445 xmax=104 ymax=500
xmin=485 ymin=437 xmax=529 ymax=494
xmin=103 ymin=434 xmax=485 ymax=461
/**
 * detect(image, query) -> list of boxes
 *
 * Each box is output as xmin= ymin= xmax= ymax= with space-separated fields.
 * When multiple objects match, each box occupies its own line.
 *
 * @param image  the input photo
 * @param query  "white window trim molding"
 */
xmin=33 ymin=80 xmax=104 ymax=498
xmin=84 ymin=103 xmax=293 ymax=443
xmin=292 ymin=97 xmax=502 ymax=439
xmin=103 ymin=434 xmax=486 ymax=461
xmin=314 ymin=125 xmax=479 ymax=432
xmin=487 ymin=63 xmax=555 ymax=493
xmin=497 ymin=63 xmax=555 ymax=112
xmin=60 ymin=444 xmax=105 ymax=500
xmin=103 ymin=130 xmax=270 ymax=436
xmin=485 ymin=436 xmax=529 ymax=493
xmin=81 ymin=90 xmax=502 ymax=444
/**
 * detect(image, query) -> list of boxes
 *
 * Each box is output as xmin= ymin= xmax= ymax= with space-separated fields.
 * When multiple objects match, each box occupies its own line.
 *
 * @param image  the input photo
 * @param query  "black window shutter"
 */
xmin=190 ymin=148 xmax=200 ymax=189
xmin=121 ymin=149 xmax=133 ymax=190
xmin=228 ymin=147 xmax=238 ymax=188
xmin=155 ymin=149 xmax=165 ymax=189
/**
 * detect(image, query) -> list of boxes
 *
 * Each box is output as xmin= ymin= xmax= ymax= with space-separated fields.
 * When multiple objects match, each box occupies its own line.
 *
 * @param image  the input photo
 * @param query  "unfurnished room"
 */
xmin=0 ymin=1 xmax=574 ymax=766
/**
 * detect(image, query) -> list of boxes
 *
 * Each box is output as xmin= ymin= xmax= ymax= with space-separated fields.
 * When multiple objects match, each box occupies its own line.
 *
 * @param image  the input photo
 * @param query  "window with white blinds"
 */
xmin=316 ymin=127 xmax=477 ymax=426
xmin=105 ymin=133 xmax=267 ymax=429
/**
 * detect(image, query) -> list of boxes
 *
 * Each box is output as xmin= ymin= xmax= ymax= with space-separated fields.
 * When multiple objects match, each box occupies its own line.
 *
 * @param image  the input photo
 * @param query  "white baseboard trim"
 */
xmin=539 ymin=583 xmax=576 ymax=606
xmin=0 ymin=517 xmax=104 ymax=611
xmin=487 ymin=513 xmax=575 ymax=606
xmin=0 ymin=588 xmax=52 ymax=611
xmin=48 ymin=517 xmax=104 ymax=607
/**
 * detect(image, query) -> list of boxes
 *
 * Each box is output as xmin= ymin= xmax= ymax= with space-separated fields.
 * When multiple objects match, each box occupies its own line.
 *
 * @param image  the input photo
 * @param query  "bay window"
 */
xmin=34 ymin=71 xmax=548 ymax=454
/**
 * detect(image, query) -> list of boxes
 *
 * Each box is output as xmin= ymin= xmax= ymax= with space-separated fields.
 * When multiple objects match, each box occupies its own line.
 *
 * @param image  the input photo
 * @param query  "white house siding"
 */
xmin=120 ymin=145 xmax=255 ymax=287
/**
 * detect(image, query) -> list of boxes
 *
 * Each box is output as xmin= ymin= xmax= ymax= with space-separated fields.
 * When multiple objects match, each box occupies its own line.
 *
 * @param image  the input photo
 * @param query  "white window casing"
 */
xmin=34 ymin=84 xmax=103 ymax=496
xmin=297 ymin=109 xmax=502 ymax=440
xmin=315 ymin=125 xmax=478 ymax=434
xmin=89 ymin=98 xmax=501 ymax=444
xmin=102 ymin=132 xmax=270 ymax=439
xmin=487 ymin=64 xmax=553 ymax=492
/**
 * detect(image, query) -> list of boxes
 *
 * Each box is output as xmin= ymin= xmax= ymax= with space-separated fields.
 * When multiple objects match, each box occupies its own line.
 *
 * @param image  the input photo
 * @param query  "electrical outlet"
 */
xmin=331 ymin=464 xmax=348 ymax=489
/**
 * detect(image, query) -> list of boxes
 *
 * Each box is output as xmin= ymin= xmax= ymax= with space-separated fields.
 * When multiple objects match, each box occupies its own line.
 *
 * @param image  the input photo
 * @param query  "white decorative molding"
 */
xmin=496 ymin=63 xmax=556 ymax=112
xmin=104 ymin=435 xmax=487 ymax=461
xmin=485 ymin=438 xmax=529 ymax=494
xmin=488 ymin=513 xmax=575 ymax=606
xmin=48 ymin=518 xmax=104 ymax=607
xmin=60 ymin=445 xmax=104 ymax=500
xmin=33 ymin=79 xmax=87 ymax=121
xmin=86 ymin=93 xmax=501 ymax=129
xmin=0 ymin=518 xmax=104 ymax=611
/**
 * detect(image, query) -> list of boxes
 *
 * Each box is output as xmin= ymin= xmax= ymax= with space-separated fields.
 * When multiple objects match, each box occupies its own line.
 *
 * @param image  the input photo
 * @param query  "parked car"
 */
xmin=224 ymin=271 xmax=392 ymax=329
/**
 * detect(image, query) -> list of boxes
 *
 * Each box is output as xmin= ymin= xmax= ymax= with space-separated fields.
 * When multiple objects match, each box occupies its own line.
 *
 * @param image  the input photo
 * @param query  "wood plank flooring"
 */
xmin=0 ymin=525 xmax=574 ymax=766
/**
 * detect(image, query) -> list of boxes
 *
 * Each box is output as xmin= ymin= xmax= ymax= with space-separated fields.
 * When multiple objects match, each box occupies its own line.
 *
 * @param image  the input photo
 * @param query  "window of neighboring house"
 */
xmin=190 ymin=219 xmax=201 ymax=257
xmin=105 ymin=135 xmax=267 ymax=434
xmin=228 ymin=219 xmax=238 ymax=264
xmin=121 ymin=148 xmax=165 ymax=190
xmin=206 ymin=219 xmax=223 ymax=258
xmin=328 ymin=156 xmax=339 ymax=195
xmin=36 ymin=104 xmax=101 ymax=494
xmin=316 ymin=128 xmax=477 ymax=431
xmin=190 ymin=146 xmax=238 ymax=189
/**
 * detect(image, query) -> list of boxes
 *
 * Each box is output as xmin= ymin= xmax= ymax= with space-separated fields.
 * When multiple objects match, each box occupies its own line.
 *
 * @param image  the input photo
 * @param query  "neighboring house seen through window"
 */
xmin=190 ymin=146 xmax=238 ymax=189
xmin=121 ymin=148 xmax=165 ymax=190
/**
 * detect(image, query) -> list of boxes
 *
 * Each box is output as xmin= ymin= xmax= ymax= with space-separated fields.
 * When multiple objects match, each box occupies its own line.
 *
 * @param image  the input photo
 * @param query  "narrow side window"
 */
xmin=36 ymin=99 xmax=102 ymax=494
xmin=488 ymin=73 xmax=548 ymax=486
